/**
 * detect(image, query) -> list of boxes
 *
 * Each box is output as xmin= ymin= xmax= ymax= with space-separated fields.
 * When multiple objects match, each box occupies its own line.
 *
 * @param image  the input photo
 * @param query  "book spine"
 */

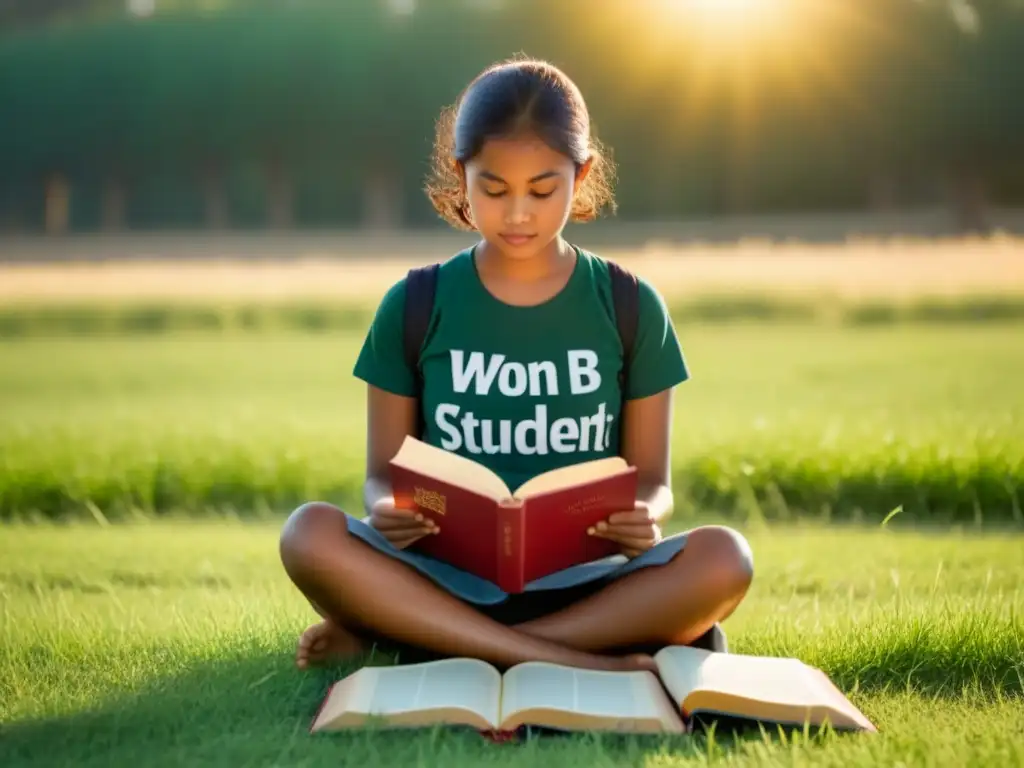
xmin=496 ymin=499 xmax=525 ymax=594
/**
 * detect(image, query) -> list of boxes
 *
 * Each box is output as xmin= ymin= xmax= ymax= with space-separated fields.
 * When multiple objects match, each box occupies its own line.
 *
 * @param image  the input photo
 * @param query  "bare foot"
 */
xmin=295 ymin=619 xmax=366 ymax=669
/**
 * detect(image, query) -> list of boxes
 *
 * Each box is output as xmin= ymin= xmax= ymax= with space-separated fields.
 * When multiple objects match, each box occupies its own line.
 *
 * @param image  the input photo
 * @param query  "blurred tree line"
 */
xmin=1 ymin=0 xmax=1022 ymax=234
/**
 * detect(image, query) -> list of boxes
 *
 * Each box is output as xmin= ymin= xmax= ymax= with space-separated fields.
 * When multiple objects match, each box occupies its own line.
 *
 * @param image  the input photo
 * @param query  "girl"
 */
xmin=279 ymin=56 xmax=753 ymax=674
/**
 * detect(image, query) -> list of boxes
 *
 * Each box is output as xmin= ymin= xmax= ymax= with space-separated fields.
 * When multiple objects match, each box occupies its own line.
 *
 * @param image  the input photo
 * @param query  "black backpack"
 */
xmin=402 ymin=258 xmax=640 ymax=442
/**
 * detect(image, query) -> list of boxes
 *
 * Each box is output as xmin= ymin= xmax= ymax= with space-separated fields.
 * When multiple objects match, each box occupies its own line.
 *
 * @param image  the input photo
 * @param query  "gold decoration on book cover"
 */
xmin=413 ymin=486 xmax=446 ymax=516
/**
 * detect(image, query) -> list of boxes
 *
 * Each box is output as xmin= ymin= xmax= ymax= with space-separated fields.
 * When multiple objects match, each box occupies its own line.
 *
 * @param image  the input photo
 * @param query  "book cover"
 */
xmin=388 ymin=437 xmax=638 ymax=593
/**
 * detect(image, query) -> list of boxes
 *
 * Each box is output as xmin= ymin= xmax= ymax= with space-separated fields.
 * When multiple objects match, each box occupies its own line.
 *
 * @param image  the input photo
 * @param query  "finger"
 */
xmin=588 ymin=523 xmax=656 ymax=540
xmin=387 ymin=527 xmax=427 ymax=543
xmin=370 ymin=520 xmax=434 ymax=536
xmin=598 ymin=523 xmax=658 ymax=538
xmin=592 ymin=528 xmax=647 ymax=557
xmin=378 ymin=518 xmax=441 ymax=536
xmin=372 ymin=506 xmax=423 ymax=522
xmin=369 ymin=514 xmax=430 ymax=530
xmin=606 ymin=509 xmax=655 ymax=526
xmin=590 ymin=529 xmax=657 ymax=551
xmin=371 ymin=510 xmax=439 ymax=528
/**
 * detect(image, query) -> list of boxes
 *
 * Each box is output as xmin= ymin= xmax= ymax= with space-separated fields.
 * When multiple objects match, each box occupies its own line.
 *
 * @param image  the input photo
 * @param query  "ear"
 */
xmin=453 ymin=160 xmax=474 ymax=227
xmin=574 ymin=157 xmax=594 ymax=194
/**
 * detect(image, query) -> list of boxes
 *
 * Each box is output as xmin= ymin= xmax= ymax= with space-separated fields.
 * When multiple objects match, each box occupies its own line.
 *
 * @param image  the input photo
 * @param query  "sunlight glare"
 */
xmin=688 ymin=0 xmax=776 ymax=21
xmin=656 ymin=0 xmax=794 ymax=40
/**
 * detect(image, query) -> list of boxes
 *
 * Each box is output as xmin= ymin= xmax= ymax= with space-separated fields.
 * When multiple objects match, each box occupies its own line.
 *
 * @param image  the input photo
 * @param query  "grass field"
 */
xmin=1 ymin=324 xmax=1021 ymax=524
xmin=1 ymin=243 xmax=1023 ymax=766
xmin=1 ymin=522 xmax=1022 ymax=767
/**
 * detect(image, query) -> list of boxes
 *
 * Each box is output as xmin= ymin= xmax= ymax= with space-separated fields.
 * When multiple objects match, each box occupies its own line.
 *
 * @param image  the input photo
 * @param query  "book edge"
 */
xmin=391 ymin=435 xmax=511 ymax=500
xmin=514 ymin=466 xmax=638 ymax=502
xmin=681 ymin=682 xmax=876 ymax=733
xmin=682 ymin=704 xmax=876 ymax=733
xmin=309 ymin=681 xmax=340 ymax=733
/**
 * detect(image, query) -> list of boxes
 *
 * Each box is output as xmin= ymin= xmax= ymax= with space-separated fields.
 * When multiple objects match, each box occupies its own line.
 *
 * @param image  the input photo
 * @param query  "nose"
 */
xmin=504 ymin=194 xmax=533 ymax=226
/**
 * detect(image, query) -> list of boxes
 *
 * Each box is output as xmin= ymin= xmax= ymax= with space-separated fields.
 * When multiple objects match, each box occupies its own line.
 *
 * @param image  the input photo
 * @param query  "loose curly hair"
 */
xmin=425 ymin=55 xmax=617 ymax=231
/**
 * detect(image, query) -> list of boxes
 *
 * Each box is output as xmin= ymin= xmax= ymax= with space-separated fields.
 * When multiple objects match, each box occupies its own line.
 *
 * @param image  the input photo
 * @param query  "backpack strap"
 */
xmin=606 ymin=259 xmax=640 ymax=400
xmin=402 ymin=263 xmax=440 ymax=436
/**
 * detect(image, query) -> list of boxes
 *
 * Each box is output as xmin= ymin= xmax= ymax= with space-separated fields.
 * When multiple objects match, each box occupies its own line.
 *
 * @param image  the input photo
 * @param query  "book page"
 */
xmin=360 ymin=658 xmax=503 ymax=728
xmin=654 ymin=647 xmax=870 ymax=729
xmin=514 ymin=456 xmax=628 ymax=498
xmin=498 ymin=662 xmax=683 ymax=733
xmin=392 ymin=436 xmax=509 ymax=500
xmin=310 ymin=666 xmax=378 ymax=732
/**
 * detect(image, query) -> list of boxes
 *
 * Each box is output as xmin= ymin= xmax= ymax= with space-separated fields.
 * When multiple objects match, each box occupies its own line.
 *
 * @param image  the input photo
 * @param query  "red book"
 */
xmin=389 ymin=436 xmax=638 ymax=593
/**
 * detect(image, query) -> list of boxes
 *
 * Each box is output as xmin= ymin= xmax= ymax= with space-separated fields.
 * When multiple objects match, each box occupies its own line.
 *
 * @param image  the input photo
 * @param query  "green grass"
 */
xmin=1 ymin=324 xmax=1022 ymax=524
xmin=2 ymin=294 xmax=1024 ymax=339
xmin=2 ymin=317 xmax=1022 ymax=765
xmin=1 ymin=520 xmax=1021 ymax=767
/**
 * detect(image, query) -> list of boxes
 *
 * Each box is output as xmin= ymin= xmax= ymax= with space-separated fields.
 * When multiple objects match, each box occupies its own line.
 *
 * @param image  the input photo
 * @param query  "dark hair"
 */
xmin=426 ymin=55 xmax=616 ymax=231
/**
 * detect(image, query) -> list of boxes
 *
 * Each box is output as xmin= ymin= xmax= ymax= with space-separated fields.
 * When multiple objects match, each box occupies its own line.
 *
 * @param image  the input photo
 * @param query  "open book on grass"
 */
xmin=389 ymin=436 xmax=637 ymax=593
xmin=310 ymin=646 xmax=877 ymax=736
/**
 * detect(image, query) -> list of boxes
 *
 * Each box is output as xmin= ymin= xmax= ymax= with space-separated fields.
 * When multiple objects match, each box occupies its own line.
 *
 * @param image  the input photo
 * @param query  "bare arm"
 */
xmin=363 ymin=384 xmax=418 ymax=512
xmin=587 ymin=387 xmax=677 ymax=555
xmin=362 ymin=385 xmax=436 ymax=548
xmin=619 ymin=387 xmax=676 ymax=524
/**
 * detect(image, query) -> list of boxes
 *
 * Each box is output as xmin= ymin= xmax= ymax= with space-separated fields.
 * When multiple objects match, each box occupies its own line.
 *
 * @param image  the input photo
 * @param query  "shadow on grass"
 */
xmin=2 ymin=623 xmax=1019 ymax=768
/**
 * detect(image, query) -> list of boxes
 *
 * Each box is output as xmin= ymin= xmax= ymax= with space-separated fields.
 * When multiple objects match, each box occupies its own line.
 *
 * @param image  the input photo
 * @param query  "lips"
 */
xmin=500 ymin=233 xmax=537 ymax=246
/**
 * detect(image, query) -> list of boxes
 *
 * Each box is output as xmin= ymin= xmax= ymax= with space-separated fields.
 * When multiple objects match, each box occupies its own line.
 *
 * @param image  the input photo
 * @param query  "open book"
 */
xmin=389 ymin=436 xmax=638 ymax=593
xmin=310 ymin=646 xmax=877 ymax=736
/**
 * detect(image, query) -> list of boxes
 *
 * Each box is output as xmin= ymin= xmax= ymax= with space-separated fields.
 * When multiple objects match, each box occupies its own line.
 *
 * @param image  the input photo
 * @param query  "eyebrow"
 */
xmin=480 ymin=170 xmax=559 ymax=184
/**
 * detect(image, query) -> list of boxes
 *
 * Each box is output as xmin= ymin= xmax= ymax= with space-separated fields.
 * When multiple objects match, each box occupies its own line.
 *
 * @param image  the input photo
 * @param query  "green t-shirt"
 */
xmin=353 ymin=245 xmax=689 ymax=493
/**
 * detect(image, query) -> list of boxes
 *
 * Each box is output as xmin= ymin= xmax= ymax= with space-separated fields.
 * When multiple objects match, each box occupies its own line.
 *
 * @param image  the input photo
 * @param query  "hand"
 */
xmin=587 ymin=501 xmax=662 ymax=558
xmin=366 ymin=497 xmax=439 ymax=550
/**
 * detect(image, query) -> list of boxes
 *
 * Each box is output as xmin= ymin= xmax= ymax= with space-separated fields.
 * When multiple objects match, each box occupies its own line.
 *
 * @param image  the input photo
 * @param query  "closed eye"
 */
xmin=481 ymin=187 xmax=556 ymax=199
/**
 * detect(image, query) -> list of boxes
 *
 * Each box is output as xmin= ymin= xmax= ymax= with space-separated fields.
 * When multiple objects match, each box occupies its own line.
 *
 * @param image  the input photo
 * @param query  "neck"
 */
xmin=477 ymin=236 xmax=571 ymax=282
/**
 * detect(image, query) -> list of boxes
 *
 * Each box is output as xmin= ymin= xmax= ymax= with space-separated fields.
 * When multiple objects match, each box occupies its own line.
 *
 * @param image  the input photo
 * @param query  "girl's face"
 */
xmin=461 ymin=135 xmax=590 ymax=260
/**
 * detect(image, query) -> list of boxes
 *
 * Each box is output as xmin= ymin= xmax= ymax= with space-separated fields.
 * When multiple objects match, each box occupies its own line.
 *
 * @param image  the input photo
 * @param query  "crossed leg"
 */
xmin=279 ymin=502 xmax=753 ymax=671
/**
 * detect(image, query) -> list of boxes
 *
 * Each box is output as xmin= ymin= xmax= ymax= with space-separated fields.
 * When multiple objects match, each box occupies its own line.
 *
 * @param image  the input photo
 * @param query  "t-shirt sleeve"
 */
xmin=624 ymin=277 xmax=690 ymax=400
xmin=352 ymin=277 xmax=417 ymax=397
